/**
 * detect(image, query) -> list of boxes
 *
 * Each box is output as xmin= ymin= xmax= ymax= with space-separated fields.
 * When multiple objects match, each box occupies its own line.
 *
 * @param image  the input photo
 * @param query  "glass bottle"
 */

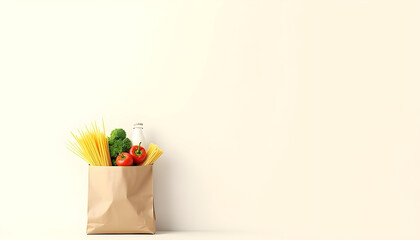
xmin=131 ymin=123 xmax=147 ymax=149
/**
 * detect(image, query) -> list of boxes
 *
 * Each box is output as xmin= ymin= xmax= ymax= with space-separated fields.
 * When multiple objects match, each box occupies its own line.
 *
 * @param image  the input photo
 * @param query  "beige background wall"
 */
xmin=1 ymin=0 xmax=420 ymax=239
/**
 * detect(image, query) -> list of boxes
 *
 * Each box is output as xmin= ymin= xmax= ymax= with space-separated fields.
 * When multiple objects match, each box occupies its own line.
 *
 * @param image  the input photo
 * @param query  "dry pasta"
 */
xmin=142 ymin=143 xmax=163 ymax=166
xmin=67 ymin=120 xmax=112 ymax=166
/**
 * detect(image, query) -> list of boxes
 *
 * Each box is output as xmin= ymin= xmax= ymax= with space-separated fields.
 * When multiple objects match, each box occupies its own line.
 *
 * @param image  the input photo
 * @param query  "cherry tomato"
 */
xmin=116 ymin=152 xmax=133 ymax=166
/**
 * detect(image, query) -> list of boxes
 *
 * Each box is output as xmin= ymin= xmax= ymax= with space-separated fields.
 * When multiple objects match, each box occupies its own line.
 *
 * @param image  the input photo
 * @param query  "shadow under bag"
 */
xmin=87 ymin=165 xmax=156 ymax=234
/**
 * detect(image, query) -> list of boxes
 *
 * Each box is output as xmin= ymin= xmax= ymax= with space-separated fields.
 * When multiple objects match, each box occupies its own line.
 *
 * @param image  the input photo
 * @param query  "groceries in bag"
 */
xmin=68 ymin=121 xmax=163 ymax=166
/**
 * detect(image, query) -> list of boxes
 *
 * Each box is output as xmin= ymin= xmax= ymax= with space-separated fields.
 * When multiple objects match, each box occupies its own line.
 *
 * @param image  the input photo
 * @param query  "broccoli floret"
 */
xmin=109 ymin=128 xmax=126 ymax=141
xmin=122 ymin=138 xmax=132 ymax=152
xmin=109 ymin=137 xmax=132 ymax=158
xmin=108 ymin=129 xmax=132 ymax=166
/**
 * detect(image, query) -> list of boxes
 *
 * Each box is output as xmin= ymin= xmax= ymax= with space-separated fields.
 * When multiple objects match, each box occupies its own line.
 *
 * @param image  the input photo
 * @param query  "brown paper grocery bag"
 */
xmin=87 ymin=165 xmax=156 ymax=234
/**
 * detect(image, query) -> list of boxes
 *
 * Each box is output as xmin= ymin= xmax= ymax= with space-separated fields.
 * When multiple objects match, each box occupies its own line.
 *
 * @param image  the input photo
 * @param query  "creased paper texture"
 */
xmin=87 ymin=165 xmax=156 ymax=234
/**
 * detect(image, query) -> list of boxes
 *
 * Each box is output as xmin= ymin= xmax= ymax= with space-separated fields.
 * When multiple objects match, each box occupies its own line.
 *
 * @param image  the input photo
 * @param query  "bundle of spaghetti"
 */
xmin=67 ymin=120 xmax=112 ymax=166
xmin=142 ymin=143 xmax=163 ymax=166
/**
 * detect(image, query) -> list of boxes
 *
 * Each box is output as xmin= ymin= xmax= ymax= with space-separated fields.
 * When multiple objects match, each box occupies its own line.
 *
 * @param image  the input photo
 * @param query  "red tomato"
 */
xmin=116 ymin=152 xmax=133 ymax=166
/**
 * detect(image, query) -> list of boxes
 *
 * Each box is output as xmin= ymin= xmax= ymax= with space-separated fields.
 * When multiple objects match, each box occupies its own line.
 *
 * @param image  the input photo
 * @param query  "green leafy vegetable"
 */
xmin=108 ymin=128 xmax=132 ymax=166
